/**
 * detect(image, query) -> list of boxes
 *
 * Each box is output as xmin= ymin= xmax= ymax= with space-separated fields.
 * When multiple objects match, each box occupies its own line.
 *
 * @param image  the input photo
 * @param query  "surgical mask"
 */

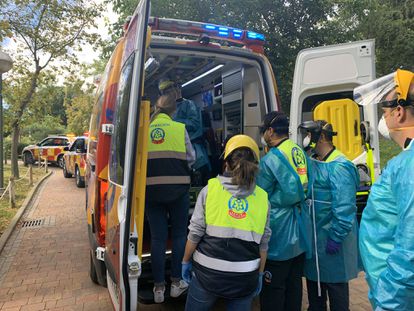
xmin=378 ymin=116 xmax=391 ymax=140
xmin=303 ymin=135 xmax=311 ymax=148
xmin=261 ymin=136 xmax=268 ymax=146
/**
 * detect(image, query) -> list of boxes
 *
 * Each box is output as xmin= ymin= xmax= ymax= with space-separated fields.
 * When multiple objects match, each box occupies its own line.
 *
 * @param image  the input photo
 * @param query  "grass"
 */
xmin=379 ymin=138 xmax=402 ymax=168
xmin=0 ymin=163 xmax=48 ymax=236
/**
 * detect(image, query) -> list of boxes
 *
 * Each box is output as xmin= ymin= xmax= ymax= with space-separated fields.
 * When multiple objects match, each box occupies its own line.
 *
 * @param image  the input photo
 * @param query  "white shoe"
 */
xmin=153 ymin=286 xmax=165 ymax=303
xmin=170 ymin=280 xmax=189 ymax=298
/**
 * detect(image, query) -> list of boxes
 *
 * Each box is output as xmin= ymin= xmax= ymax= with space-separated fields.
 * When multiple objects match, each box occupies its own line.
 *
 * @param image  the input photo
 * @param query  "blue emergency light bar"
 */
xmin=149 ymin=17 xmax=266 ymax=53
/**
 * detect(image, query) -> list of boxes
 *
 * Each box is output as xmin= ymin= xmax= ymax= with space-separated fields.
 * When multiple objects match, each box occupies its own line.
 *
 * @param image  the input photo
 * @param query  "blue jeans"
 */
xmin=185 ymin=274 xmax=254 ymax=311
xmin=146 ymin=192 xmax=189 ymax=286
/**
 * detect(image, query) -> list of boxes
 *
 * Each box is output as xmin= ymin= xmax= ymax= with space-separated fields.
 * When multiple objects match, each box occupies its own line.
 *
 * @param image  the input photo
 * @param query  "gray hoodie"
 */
xmin=188 ymin=175 xmax=272 ymax=251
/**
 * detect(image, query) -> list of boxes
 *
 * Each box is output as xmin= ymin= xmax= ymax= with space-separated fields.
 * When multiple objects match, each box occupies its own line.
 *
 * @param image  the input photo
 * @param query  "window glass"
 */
xmin=90 ymin=93 xmax=104 ymax=143
xmin=109 ymin=55 xmax=134 ymax=185
xmin=40 ymin=138 xmax=54 ymax=147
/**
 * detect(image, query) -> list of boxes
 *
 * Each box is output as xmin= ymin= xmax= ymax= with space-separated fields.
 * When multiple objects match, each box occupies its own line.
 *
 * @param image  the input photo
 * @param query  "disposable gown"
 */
xmin=174 ymin=98 xmax=210 ymax=170
xmin=304 ymin=153 xmax=359 ymax=283
xmin=257 ymin=147 xmax=311 ymax=261
xmin=359 ymin=140 xmax=414 ymax=310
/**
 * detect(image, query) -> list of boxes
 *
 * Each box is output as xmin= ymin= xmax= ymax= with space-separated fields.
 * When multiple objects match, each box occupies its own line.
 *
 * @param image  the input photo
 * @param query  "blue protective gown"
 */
xmin=304 ymin=150 xmax=359 ymax=283
xmin=257 ymin=142 xmax=311 ymax=261
xmin=173 ymin=98 xmax=210 ymax=170
xmin=359 ymin=139 xmax=414 ymax=310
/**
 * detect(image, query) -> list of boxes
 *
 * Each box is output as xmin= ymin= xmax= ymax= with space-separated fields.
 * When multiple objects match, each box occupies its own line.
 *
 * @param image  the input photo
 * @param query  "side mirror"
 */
xmin=63 ymin=146 xmax=69 ymax=151
xmin=102 ymin=124 xmax=114 ymax=136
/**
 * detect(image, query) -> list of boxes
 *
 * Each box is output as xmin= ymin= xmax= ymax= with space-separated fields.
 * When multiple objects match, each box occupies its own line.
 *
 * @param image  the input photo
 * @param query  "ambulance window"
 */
xmin=109 ymin=55 xmax=134 ymax=185
xmin=90 ymin=93 xmax=104 ymax=143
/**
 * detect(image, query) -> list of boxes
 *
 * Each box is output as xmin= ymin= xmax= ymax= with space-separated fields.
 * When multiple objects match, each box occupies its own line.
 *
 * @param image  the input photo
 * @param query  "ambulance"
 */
xmin=86 ymin=0 xmax=379 ymax=309
xmin=62 ymin=136 xmax=88 ymax=188
xmin=21 ymin=135 xmax=70 ymax=168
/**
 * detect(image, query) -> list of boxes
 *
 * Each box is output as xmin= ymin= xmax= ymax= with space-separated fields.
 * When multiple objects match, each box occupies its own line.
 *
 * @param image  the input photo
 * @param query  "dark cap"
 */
xmin=260 ymin=111 xmax=289 ymax=135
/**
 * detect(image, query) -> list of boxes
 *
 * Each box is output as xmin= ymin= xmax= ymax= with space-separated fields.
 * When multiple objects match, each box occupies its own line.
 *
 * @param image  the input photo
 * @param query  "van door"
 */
xmin=105 ymin=0 xmax=151 ymax=310
xmin=289 ymin=40 xmax=379 ymax=176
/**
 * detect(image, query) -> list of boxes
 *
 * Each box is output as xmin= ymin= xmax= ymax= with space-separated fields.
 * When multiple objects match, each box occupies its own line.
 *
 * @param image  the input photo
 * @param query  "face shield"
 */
xmin=354 ymin=69 xmax=414 ymax=108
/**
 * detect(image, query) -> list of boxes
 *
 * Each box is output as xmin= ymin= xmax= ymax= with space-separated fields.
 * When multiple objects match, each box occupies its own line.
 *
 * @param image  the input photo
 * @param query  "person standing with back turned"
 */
xmin=356 ymin=69 xmax=414 ymax=310
xmin=146 ymin=93 xmax=195 ymax=303
xmin=258 ymin=111 xmax=311 ymax=311
xmin=182 ymin=135 xmax=271 ymax=311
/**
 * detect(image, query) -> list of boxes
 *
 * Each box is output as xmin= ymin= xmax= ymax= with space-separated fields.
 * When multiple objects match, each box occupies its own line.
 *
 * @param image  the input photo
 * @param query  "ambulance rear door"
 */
xmin=289 ymin=40 xmax=379 ymax=177
xmin=105 ymin=0 xmax=150 ymax=310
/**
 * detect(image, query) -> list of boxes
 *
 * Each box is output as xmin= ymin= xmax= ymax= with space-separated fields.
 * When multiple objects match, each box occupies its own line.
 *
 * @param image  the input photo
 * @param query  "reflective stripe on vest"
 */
xmin=205 ymin=178 xmax=268 ymax=240
xmin=193 ymin=250 xmax=260 ymax=273
xmin=146 ymin=113 xmax=189 ymax=185
xmin=278 ymin=139 xmax=308 ymax=188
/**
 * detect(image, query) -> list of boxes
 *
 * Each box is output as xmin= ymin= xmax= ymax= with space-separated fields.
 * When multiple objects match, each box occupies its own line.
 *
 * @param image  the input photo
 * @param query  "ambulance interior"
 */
xmin=139 ymin=47 xmax=268 ymax=299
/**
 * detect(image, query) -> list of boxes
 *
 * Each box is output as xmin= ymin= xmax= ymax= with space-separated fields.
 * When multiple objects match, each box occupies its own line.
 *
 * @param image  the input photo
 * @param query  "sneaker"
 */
xmin=170 ymin=280 xmax=189 ymax=298
xmin=153 ymin=286 xmax=165 ymax=303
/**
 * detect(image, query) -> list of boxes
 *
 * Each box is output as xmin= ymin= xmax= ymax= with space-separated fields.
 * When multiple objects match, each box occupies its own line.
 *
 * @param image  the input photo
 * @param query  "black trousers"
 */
xmin=306 ymin=279 xmax=349 ymax=311
xmin=260 ymin=253 xmax=305 ymax=311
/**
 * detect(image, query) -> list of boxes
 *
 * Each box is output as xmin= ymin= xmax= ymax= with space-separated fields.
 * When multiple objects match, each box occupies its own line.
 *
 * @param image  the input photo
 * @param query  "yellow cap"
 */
xmin=224 ymin=135 xmax=260 ymax=161
xmin=158 ymin=79 xmax=175 ymax=92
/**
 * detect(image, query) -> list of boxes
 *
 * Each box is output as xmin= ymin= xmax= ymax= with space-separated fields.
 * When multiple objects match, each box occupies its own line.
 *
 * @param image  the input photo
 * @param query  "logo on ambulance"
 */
xmin=228 ymin=196 xmax=249 ymax=219
xmin=292 ymin=147 xmax=307 ymax=175
xmin=151 ymin=128 xmax=166 ymax=144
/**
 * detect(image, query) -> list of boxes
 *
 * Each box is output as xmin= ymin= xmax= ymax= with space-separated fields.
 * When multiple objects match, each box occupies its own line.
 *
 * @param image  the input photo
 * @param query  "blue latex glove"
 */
xmin=182 ymin=261 xmax=192 ymax=283
xmin=254 ymin=272 xmax=264 ymax=296
xmin=326 ymin=238 xmax=341 ymax=254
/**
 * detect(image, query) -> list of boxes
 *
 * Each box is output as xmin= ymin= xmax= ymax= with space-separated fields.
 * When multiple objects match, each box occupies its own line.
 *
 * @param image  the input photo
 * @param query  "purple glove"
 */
xmin=326 ymin=238 xmax=341 ymax=254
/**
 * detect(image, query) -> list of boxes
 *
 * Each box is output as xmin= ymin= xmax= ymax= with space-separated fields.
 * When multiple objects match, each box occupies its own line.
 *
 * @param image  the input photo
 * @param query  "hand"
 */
xmin=254 ymin=272 xmax=264 ymax=296
xmin=182 ymin=261 xmax=192 ymax=284
xmin=326 ymin=238 xmax=341 ymax=254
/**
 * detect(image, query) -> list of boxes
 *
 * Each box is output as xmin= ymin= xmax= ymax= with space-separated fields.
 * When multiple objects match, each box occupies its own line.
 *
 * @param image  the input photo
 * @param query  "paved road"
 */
xmin=0 ymin=168 xmax=371 ymax=310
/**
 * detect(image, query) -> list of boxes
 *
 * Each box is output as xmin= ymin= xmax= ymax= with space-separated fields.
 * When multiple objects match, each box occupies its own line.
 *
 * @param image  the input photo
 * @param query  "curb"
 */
xmin=0 ymin=170 xmax=53 ymax=254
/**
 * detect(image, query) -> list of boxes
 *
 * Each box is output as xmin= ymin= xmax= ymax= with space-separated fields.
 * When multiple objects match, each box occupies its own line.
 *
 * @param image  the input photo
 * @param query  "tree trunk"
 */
xmin=10 ymin=68 xmax=41 ymax=179
xmin=11 ymin=124 xmax=20 ymax=179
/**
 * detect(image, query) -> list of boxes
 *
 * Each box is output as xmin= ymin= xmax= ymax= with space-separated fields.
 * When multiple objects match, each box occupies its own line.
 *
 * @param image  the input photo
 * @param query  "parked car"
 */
xmin=63 ymin=136 xmax=88 ymax=188
xmin=22 ymin=136 xmax=70 ymax=168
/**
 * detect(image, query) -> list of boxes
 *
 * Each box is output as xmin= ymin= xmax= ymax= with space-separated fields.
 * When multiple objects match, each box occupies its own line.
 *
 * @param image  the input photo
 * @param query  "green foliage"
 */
xmin=2 ymin=0 xmax=102 ymax=177
xmin=20 ymin=115 xmax=66 ymax=142
xmin=379 ymin=137 xmax=401 ymax=168
xmin=105 ymin=0 xmax=414 ymax=110
xmin=65 ymin=93 xmax=94 ymax=136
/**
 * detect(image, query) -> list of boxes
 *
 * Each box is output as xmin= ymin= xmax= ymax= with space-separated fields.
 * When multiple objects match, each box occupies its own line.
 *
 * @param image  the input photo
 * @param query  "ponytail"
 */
xmin=226 ymin=148 xmax=259 ymax=189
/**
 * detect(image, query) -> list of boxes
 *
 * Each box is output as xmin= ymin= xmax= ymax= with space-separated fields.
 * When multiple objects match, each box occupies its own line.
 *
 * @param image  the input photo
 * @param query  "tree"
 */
xmin=2 ymin=0 xmax=101 ymax=178
xmin=332 ymin=0 xmax=414 ymax=76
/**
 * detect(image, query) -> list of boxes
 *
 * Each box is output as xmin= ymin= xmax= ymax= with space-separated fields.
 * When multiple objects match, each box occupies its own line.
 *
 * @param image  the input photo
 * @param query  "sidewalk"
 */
xmin=0 ymin=169 xmax=112 ymax=311
xmin=0 ymin=168 xmax=372 ymax=311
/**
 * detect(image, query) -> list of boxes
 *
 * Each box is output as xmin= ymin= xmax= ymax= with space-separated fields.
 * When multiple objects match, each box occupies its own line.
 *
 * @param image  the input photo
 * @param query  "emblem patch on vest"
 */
xmin=228 ymin=196 xmax=249 ymax=219
xmin=151 ymin=128 xmax=165 ymax=144
xmin=292 ymin=147 xmax=306 ymax=175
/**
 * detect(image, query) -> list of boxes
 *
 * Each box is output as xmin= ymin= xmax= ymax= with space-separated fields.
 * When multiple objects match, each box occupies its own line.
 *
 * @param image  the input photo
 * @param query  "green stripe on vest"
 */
xmin=278 ymin=139 xmax=309 ymax=187
xmin=148 ymin=113 xmax=186 ymax=154
xmin=206 ymin=178 xmax=268 ymax=235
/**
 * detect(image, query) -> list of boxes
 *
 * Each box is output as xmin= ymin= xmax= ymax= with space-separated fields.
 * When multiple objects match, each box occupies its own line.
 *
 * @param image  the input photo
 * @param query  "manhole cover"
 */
xmin=21 ymin=219 xmax=44 ymax=228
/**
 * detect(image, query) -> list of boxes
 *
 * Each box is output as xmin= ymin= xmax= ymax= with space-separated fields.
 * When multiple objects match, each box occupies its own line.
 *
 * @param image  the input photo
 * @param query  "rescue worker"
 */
xmin=300 ymin=120 xmax=359 ymax=311
xmin=257 ymin=111 xmax=311 ymax=311
xmin=146 ymin=93 xmax=196 ymax=303
xmin=355 ymin=69 xmax=414 ymax=310
xmin=181 ymin=135 xmax=271 ymax=311
xmin=158 ymin=79 xmax=211 ymax=184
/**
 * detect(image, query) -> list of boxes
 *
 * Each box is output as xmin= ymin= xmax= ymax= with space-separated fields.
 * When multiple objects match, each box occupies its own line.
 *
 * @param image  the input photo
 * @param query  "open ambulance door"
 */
xmin=289 ymin=40 xmax=380 ymax=179
xmin=105 ymin=0 xmax=150 ymax=310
